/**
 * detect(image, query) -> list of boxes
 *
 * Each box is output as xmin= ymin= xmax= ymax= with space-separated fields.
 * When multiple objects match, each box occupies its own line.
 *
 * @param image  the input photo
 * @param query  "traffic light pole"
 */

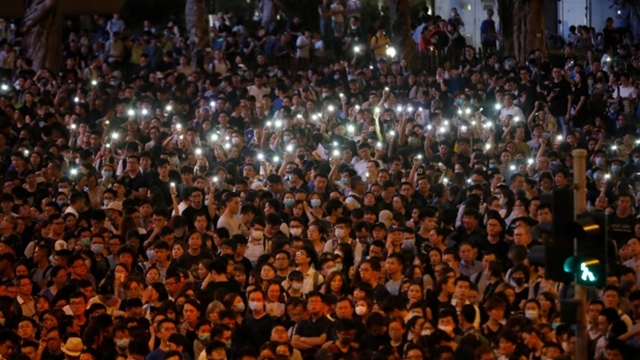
xmin=573 ymin=149 xmax=588 ymax=360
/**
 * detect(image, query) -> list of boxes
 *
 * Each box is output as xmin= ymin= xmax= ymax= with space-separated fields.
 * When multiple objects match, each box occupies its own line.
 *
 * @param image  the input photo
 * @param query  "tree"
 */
xmin=388 ymin=0 xmax=418 ymax=68
xmin=498 ymin=0 xmax=546 ymax=61
xmin=23 ymin=0 xmax=63 ymax=71
xmin=186 ymin=0 xmax=211 ymax=69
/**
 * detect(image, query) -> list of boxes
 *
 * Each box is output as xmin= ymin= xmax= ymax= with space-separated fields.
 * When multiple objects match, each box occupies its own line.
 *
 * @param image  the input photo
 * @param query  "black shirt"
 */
xmin=547 ymin=79 xmax=571 ymax=117
xmin=182 ymin=205 xmax=212 ymax=231
xmin=608 ymin=212 xmax=635 ymax=246
xmin=239 ymin=314 xmax=275 ymax=351
xmin=123 ymin=172 xmax=150 ymax=194
xmin=175 ymin=250 xmax=213 ymax=273
xmin=295 ymin=315 xmax=333 ymax=359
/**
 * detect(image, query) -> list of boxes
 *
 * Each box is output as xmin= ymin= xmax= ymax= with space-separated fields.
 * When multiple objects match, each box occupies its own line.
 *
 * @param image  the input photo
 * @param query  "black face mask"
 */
xmin=198 ymin=166 xmax=208 ymax=173
xmin=512 ymin=277 xmax=525 ymax=286
xmin=297 ymin=155 xmax=306 ymax=161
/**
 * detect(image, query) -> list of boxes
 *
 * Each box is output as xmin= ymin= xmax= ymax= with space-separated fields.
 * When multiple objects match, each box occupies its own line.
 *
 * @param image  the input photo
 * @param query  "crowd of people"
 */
xmin=0 ymin=1 xmax=637 ymax=360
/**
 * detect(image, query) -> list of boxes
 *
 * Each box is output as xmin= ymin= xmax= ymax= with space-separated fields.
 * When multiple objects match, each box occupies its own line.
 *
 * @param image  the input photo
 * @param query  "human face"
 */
xmin=183 ymin=303 xmax=199 ymax=324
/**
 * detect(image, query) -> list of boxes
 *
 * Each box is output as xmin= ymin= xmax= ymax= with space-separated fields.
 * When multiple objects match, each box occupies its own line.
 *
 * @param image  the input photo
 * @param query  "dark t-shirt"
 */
xmin=239 ymin=314 xmax=275 ymax=350
xmin=608 ymin=212 xmax=635 ymax=246
xmin=547 ymin=79 xmax=571 ymax=117
xmin=175 ymin=250 xmax=213 ymax=273
xmin=295 ymin=315 xmax=333 ymax=359
xmin=182 ymin=205 xmax=212 ymax=230
xmin=150 ymin=177 xmax=173 ymax=207
xmin=124 ymin=173 xmax=150 ymax=194
xmin=478 ymin=237 xmax=510 ymax=262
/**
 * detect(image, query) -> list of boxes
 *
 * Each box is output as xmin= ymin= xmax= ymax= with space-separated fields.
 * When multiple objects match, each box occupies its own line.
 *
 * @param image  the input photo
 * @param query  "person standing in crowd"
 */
xmin=0 ymin=6 xmax=636 ymax=360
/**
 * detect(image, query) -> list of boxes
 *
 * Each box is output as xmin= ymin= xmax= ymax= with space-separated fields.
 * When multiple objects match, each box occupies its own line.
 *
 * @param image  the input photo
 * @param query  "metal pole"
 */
xmin=573 ymin=149 xmax=588 ymax=360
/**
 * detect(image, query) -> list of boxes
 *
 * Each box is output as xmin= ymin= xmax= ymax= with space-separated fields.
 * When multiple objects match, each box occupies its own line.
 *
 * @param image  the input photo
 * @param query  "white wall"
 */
xmin=557 ymin=0 xmax=588 ymax=39
xmin=434 ymin=0 xmax=498 ymax=49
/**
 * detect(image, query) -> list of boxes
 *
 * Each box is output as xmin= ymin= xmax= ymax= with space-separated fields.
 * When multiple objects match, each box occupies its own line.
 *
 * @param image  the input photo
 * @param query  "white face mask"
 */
xmin=438 ymin=325 xmax=453 ymax=333
xmin=525 ymin=310 xmax=539 ymax=320
xmin=355 ymin=305 xmax=367 ymax=316
xmin=421 ymin=329 xmax=432 ymax=336
xmin=252 ymin=230 xmax=263 ymax=239
xmin=335 ymin=228 xmax=347 ymax=238
xmin=290 ymin=228 xmax=302 ymax=236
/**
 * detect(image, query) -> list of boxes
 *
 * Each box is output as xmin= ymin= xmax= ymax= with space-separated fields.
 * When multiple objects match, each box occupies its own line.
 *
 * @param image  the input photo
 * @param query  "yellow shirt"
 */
xmin=370 ymin=34 xmax=389 ymax=56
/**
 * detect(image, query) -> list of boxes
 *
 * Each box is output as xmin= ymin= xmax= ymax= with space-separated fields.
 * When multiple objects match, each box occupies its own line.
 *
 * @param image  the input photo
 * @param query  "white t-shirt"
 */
xmin=500 ymin=105 xmax=525 ymax=122
xmin=313 ymin=39 xmax=325 ymax=58
xmin=248 ymin=85 xmax=271 ymax=102
xmin=613 ymin=84 xmax=638 ymax=99
xmin=296 ymin=36 xmax=311 ymax=59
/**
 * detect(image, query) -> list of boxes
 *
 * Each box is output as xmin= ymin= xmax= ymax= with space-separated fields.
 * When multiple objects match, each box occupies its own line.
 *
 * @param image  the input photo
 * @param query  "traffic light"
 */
xmin=543 ymin=188 xmax=576 ymax=283
xmin=564 ymin=212 xmax=607 ymax=287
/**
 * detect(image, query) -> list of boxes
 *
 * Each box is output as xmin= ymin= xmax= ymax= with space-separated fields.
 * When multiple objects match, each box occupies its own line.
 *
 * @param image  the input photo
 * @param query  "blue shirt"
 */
xmin=145 ymin=348 xmax=165 ymax=360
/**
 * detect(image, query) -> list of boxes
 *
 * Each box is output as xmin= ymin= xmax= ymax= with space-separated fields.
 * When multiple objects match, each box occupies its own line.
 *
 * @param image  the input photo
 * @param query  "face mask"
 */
xmin=249 ymin=301 xmax=264 ymax=312
xmin=335 ymin=228 xmax=347 ymax=238
xmin=310 ymin=199 xmax=321 ymax=208
xmin=512 ymin=277 xmax=525 ymax=286
xmin=291 ymin=282 xmax=303 ymax=291
xmin=421 ymin=329 xmax=432 ymax=336
xmin=252 ymin=230 xmax=263 ymax=239
xmin=322 ymin=93 xmax=329 ymax=98
xmin=269 ymin=144 xmax=278 ymax=151
xmin=146 ymin=250 xmax=156 ymax=261
xmin=595 ymin=157 xmax=605 ymax=166
xmin=102 ymin=171 xmax=112 ymax=179
xmin=103 ymin=199 xmax=112 ymax=207
xmin=525 ymin=310 xmax=539 ymax=320
xmin=336 ymin=263 xmax=343 ymax=272
xmin=551 ymin=323 xmax=559 ymax=330
xmin=469 ymin=100 xmax=475 ymax=106
xmin=172 ymin=157 xmax=180 ymax=166
xmin=91 ymin=244 xmax=103 ymax=254
xmin=290 ymin=228 xmax=302 ymax=236
xmin=488 ymin=163 xmax=497 ymax=168
xmin=340 ymin=178 xmax=348 ymax=185
xmin=224 ymin=340 xmax=232 ymax=349
xmin=84 ymin=260 xmax=92 ymax=269
xmin=634 ymin=157 xmax=640 ymax=165
xmin=611 ymin=165 xmax=620 ymax=173
xmin=115 ymin=339 xmax=130 ymax=349
xmin=231 ymin=138 xmax=240 ymax=145
xmin=593 ymin=172 xmax=603 ymax=182
xmin=403 ymin=240 xmax=414 ymax=249
xmin=235 ymin=303 xmax=245 ymax=312
xmin=408 ymin=138 xmax=418 ymax=146
xmin=587 ymin=79 xmax=594 ymax=87
xmin=197 ymin=334 xmax=210 ymax=342
xmin=283 ymin=136 xmax=292 ymax=143
xmin=81 ymin=237 xmax=91 ymax=246
xmin=355 ymin=305 xmax=367 ymax=316
xmin=438 ymin=325 xmax=453 ymax=333
xmin=334 ymin=75 xmax=340 ymax=80
xmin=198 ymin=166 xmax=208 ymax=173
xmin=297 ymin=154 xmax=306 ymax=161
xmin=457 ymin=99 xmax=463 ymax=106
xmin=57 ymin=201 xmax=65 ymax=207
xmin=284 ymin=199 xmax=294 ymax=207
